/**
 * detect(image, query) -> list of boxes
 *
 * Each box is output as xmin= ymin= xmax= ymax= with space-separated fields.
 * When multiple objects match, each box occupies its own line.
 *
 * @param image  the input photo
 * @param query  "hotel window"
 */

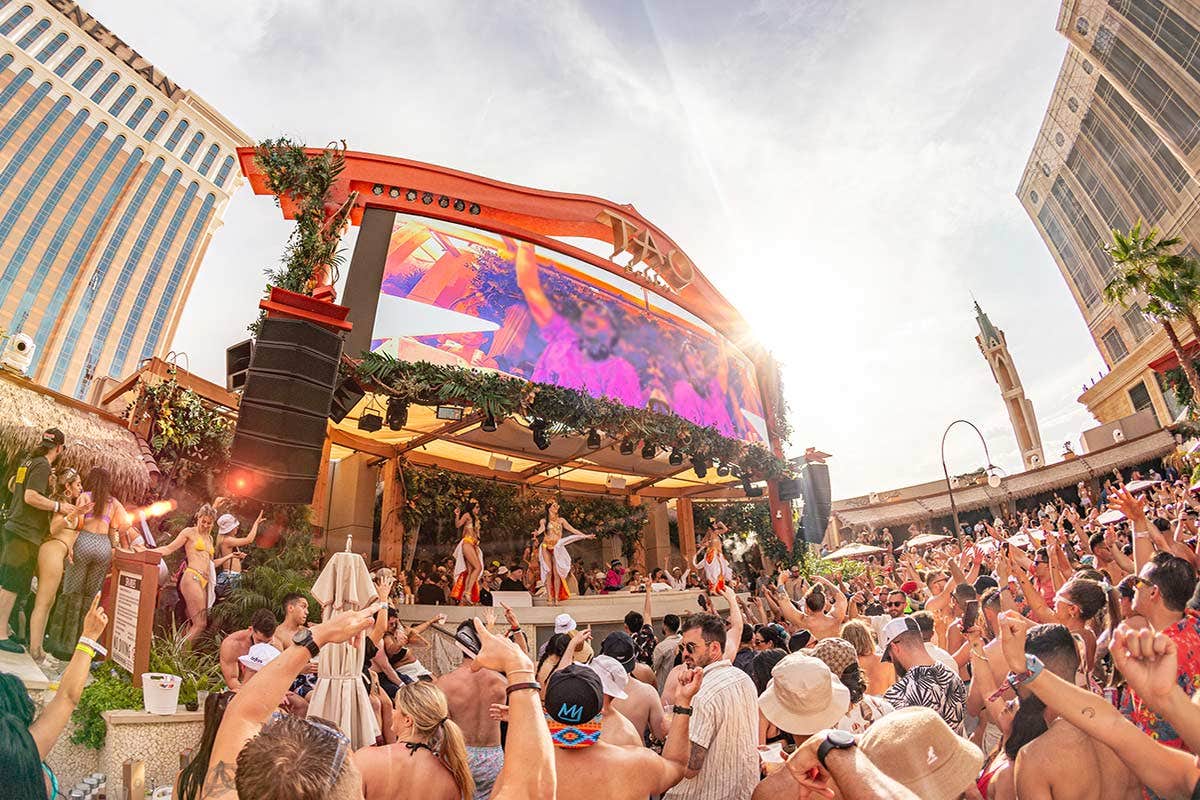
xmin=71 ymin=58 xmax=101 ymax=91
xmin=144 ymin=110 xmax=168 ymax=141
xmin=1038 ymin=203 xmax=1101 ymax=308
xmin=108 ymin=85 xmax=135 ymax=116
xmin=165 ymin=120 xmax=189 ymax=151
xmin=53 ymin=45 xmax=84 ymax=77
xmin=126 ymin=97 xmax=151 ymax=129
xmin=214 ymin=154 xmax=235 ymax=188
xmin=181 ymin=131 xmax=204 ymax=164
xmin=1122 ymin=304 xmax=1153 ymax=341
xmin=1051 ymin=177 xmax=1116 ymax=283
xmin=15 ymin=17 xmax=47 ymax=49
xmin=0 ymin=5 xmax=32 ymax=36
xmin=1079 ymin=110 xmax=1166 ymax=221
xmin=90 ymin=72 xmax=119 ymax=104
xmin=1065 ymin=146 xmax=1129 ymax=234
xmin=1109 ymin=0 xmax=1200 ymax=87
xmin=1095 ymin=77 xmax=1188 ymax=191
xmin=35 ymin=31 xmax=65 ymax=63
xmin=198 ymin=143 xmax=218 ymax=176
xmin=1102 ymin=327 xmax=1129 ymax=362
xmin=1095 ymin=30 xmax=1200 ymax=154
xmin=1129 ymin=380 xmax=1156 ymax=421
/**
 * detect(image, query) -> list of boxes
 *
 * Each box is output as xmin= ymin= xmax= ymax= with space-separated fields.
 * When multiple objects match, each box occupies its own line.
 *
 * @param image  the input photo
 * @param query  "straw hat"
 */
xmin=758 ymin=653 xmax=850 ymax=735
xmin=860 ymin=707 xmax=984 ymax=800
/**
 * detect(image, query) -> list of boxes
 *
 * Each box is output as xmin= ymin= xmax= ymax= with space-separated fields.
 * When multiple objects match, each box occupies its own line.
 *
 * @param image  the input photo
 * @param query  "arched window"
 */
xmin=214 ymin=154 xmax=235 ymax=188
xmin=164 ymin=119 xmax=189 ymax=151
xmin=0 ymin=5 xmax=32 ymax=36
xmin=15 ymin=17 xmax=48 ymax=49
xmin=126 ymin=97 xmax=151 ymax=129
xmin=35 ymin=31 xmax=66 ymax=63
xmin=71 ymin=58 xmax=101 ymax=90
xmin=108 ymin=84 xmax=135 ymax=116
xmin=89 ymin=71 xmax=119 ymax=103
xmin=144 ymin=110 xmax=168 ymax=141
xmin=53 ymin=45 xmax=84 ymax=77
xmin=198 ymin=143 xmax=219 ymax=176
xmin=181 ymin=131 xmax=204 ymax=163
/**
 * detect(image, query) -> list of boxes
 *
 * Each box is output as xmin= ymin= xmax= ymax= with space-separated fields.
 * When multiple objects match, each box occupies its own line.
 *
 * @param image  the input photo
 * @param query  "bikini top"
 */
xmin=80 ymin=493 xmax=113 ymax=525
xmin=192 ymin=534 xmax=214 ymax=555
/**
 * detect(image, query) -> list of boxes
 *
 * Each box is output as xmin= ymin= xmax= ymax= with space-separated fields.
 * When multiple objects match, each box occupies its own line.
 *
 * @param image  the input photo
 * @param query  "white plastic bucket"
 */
xmin=142 ymin=673 xmax=181 ymax=715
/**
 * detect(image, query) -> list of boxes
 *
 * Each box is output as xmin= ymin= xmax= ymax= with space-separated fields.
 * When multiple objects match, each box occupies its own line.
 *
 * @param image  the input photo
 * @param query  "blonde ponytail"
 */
xmin=394 ymin=682 xmax=476 ymax=799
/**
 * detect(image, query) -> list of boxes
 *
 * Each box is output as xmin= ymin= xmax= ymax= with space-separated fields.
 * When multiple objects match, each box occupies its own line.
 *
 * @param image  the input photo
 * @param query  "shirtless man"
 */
xmin=777 ymin=575 xmax=846 ymax=641
xmin=597 ymin=638 xmax=667 ymax=743
xmin=272 ymin=592 xmax=310 ymax=651
xmin=436 ymin=642 xmax=507 ymax=799
xmin=587 ymin=655 xmax=643 ymax=746
xmin=218 ymin=609 xmax=278 ymax=691
xmin=546 ymin=662 xmax=703 ymax=800
xmin=1012 ymin=623 xmax=1139 ymax=800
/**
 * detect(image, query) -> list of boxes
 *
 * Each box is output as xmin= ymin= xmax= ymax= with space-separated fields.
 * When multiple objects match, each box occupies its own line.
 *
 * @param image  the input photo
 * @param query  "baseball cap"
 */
xmin=878 ymin=616 xmax=921 ymax=660
xmin=587 ymin=654 xmax=629 ymax=700
xmin=238 ymin=642 xmax=281 ymax=672
xmin=599 ymin=631 xmax=637 ymax=673
xmin=554 ymin=613 xmax=577 ymax=634
xmin=216 ymin=514 xmax=240 ymax=535
xmin=545 ymin=664 xmax=603 ymax=725
xmin=41 ymin=428 xmax=65 ymax=448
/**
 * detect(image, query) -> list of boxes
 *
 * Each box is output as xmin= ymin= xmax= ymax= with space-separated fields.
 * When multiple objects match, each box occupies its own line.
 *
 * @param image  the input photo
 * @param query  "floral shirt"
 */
xmin=1123 ymin=610 xmax=1200 ymax=750
xmin=835 ymin=694 xmax=896 ymax=735
xmin=884 ymin=663 xmax=966 ymax=734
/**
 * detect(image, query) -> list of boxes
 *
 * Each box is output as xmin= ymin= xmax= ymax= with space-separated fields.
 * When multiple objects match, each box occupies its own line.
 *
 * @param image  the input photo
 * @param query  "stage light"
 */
xmin=453 ymin=199 xmax=465 ymax=212
xmin=641 ymin=442 xmax=656 ymax=459
xmin=531 ymin=419 xmax=551 ymax=450
xmin=385 ymin=398 xmax=409 ymax=431
xmin=586 ymin=429 xmax=602 ymax=449
xmin=438 ymin=195 xmax=450 ymax=208
xmin=372 ymin=184 xmax=384 ymax=195
xmin=422 ymin=192 xmax=434 ymax=204
xmin=619 ymin=439 xmax=635 ymax=456
xmin=436 ymin=406 xmax=464 ymax=421
xmin=730 ymin=465 xmax=742 ymax=478
xmin=716 ymin=462 xmax=730 ymax=477
xmin=691 ymin=455 xmax=709 ymax=479
xmin=481 ymin=412 xmax=498 ymax=432
xmin=357 ymin=412 xmax=383 ymax=432
xmin=406 ymin=189 xmax=418 ymax=201
xmin=743 ymin=476 xmax=763 ymax=497
xmin=669 ymin=449 xmax=683 ymax=466
xmin=469 ymin=203 xmax=481 ymax=215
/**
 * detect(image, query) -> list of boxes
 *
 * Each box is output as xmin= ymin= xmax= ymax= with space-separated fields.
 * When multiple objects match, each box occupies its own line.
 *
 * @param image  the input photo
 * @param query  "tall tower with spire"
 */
xmin=974 ymin=301 xmax=1046 ymax=471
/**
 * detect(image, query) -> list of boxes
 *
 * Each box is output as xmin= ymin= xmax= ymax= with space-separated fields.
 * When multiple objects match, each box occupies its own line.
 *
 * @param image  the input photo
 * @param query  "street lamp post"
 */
xmin=940 ymin=419 xmax=1001 ymax=541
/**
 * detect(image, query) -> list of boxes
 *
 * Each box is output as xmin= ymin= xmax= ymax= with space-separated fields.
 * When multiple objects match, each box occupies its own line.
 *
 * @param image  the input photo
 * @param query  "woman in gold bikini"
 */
xmin=28 ymin=467 xmax=86 ymax=661
xmin=531 ymin=499 xmax=595 ymax=605
xmin=450 ymin=500 xmax=483 ymax=605
xmin=149 ymin=503 xmax=235 ymax=643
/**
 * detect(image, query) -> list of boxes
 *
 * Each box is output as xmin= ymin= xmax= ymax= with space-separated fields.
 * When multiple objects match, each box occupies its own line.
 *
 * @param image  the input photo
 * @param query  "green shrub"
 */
xmin=70 ymin=668 xmax=142 ymax=749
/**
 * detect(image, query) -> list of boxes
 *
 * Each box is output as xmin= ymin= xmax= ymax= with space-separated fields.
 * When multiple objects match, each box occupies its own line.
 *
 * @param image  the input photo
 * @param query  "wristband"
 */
xmin=54 ymin=501 xmax=60 ymax=514
xmin=671 ymin=705 xmax=693 ymax=716
xmin=505 ymin=681 xmax=540 ymax=698
xmin=75 ymin=643 xmax=96 ymax=659
xmin=79 ymin=636 xmax=107 ymax=657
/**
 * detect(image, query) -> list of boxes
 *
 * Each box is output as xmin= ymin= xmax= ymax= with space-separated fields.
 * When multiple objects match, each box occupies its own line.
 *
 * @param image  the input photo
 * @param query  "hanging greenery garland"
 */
xmin=126 ymin=376 xmax=232 ymax=484
xmin=355 ymin=352 xmax=790 ymax=481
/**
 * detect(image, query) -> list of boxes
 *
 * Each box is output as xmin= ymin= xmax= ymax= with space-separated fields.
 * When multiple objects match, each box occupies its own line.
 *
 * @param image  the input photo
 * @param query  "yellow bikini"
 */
xmin=184 ymin=535 xmax=214 ymax=588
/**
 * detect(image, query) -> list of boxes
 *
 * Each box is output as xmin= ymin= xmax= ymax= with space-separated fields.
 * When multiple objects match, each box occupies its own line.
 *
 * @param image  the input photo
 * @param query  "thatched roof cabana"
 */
xmin=0 ymin=369 xmax=154 ymax=502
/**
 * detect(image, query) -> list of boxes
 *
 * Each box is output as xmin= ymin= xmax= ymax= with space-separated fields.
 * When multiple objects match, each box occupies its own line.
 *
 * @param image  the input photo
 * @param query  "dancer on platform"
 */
xmin=450 ymin=500 xmax=484 ymax=605
xmin=148 ymin=503 xmax=234 ymax=644
xmin=694 ymin=519 xmax=732 ymax=594
xmin=532 ymin=499 xmax=595 ymax=605
xmin=27 ymin=468 xmax=85 ymax=661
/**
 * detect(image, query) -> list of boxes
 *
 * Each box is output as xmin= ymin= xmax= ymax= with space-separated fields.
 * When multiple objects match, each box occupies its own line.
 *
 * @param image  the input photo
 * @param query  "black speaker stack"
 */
xmin=226 ymin=318 xmax=343 ymax=504
xmin=771 ymin=464 xmax=833 ymax=546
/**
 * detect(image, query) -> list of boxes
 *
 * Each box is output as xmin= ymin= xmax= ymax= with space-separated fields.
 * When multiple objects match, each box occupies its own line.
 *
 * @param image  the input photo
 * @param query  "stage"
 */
xmin=392 ymin=588 xmax=724 ymax=675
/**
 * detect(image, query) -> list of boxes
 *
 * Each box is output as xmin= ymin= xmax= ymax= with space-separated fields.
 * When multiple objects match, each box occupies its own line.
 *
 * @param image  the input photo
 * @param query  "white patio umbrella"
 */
xmin=305 ymin=537 xmax=381 ymax=749
xmin=1096 ymin=508 xmax=1127 ymax=525
xmin=823 ymin=543 xmax=885 ymax=560
xmin=903 ymin=532 xmax=952 ymax=550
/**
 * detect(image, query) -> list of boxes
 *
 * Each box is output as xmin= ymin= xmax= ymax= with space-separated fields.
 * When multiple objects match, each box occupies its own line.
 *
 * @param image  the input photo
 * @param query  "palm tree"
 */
xmin=1105 ymin=221 xmax=1200 ymax=402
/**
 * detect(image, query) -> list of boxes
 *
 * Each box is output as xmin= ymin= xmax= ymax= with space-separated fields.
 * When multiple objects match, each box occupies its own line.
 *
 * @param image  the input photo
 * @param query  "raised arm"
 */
xmin=642 ymin=667 xmax=702 ymax=794
xmin=1110 ymin=489 xmax=1153 ymax=573
xmin=30 ymin=596 xmax=107 ymax=757
xmin=148 ymin=527 xmax=192 ymax=557
xmin=720 ymin=586 xmax=743 ymax=662
xmin=221 ymin=510 xmax=264 ymax=549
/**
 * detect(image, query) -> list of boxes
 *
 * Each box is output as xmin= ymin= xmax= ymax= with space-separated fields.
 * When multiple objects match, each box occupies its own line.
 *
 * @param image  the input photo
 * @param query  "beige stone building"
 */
xmin=1019 ymin=0 xmax=1200 ymax=425
xmin=0 ymin=0 xmax=250 ymax=399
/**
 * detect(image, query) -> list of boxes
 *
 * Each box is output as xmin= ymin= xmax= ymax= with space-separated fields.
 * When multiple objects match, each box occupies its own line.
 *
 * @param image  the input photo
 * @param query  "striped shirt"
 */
xmin=664 ymin=660 xmax=758 ymax=800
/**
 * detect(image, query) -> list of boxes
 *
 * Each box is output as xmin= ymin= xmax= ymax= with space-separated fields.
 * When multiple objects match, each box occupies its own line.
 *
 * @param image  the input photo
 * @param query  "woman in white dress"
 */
xmin=531 ymin=500 xmax=594 ymax=605
xmin=694 ymin=520 xmax=733 ymax=594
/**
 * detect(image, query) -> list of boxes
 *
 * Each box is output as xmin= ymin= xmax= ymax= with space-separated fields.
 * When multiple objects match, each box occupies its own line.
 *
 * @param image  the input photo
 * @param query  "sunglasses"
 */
xmin=268 ymin=712 xmax=349 ymax=787
xmin=1133 ymin=575 xmax=1157 ymax=591
xmin=683 ymin=641 xmax=705 ymax=654
xmin=886 ymin=601 xmax=906 ymax=608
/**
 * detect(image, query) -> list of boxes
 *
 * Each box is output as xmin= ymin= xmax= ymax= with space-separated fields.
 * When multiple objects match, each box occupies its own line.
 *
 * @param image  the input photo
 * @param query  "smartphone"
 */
xmin=962 ymin=600 xmax=980 ymax=632
xmin=430 ymin=621 xmax=482 ymax=657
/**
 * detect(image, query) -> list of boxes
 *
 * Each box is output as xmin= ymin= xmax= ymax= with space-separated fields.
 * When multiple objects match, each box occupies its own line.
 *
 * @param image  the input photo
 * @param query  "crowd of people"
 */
xmin=11 ymin=426 xmax=1200 ymax=798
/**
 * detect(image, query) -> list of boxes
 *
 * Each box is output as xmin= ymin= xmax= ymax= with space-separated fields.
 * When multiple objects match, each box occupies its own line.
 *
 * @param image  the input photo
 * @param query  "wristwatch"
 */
xmin=293 ymin=627 xmax=320 ymax=658
xmin=817 ymin=730 xmax=856 ymax=767
xmin=671 ymin=705 xmax=693 ymax=716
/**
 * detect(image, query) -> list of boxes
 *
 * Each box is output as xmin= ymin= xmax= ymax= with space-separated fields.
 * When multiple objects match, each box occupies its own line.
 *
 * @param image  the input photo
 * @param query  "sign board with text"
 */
xmin=105 ymin=551 xmax=162 ymax=688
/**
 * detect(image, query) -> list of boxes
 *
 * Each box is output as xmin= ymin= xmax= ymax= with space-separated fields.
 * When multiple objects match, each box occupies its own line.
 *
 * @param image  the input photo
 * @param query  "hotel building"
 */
xmin=0 ymin=0 xmax=250 ymax=398
xmin=1019 ymin=0 xmax=1200 ymax=427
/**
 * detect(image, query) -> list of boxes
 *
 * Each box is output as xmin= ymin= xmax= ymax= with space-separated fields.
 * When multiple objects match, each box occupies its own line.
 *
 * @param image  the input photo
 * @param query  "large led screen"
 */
xmin=370 ymin=213 xmax=767 ymax=443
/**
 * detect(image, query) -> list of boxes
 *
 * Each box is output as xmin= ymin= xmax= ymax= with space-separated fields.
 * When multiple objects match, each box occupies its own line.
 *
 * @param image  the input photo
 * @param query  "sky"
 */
xmin=90 ymin=0 xmax=1108 ymax=499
